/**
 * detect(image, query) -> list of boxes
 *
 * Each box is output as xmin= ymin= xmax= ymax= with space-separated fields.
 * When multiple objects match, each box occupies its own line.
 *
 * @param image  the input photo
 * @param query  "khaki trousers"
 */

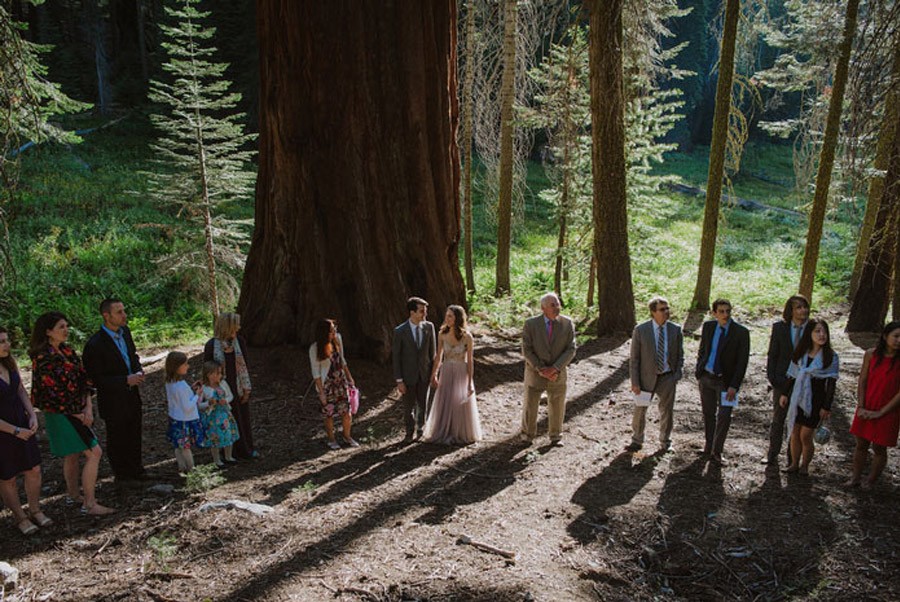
xmin=522 ymin=378 xmax=567 ymax=440
xmin=631 ymin=372 xmax=676 ymax=446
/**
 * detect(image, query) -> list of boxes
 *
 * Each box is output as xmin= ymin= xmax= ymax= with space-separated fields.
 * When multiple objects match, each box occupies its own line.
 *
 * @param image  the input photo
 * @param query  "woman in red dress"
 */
xmin=848 ymin=321 xmax=900 ymax=489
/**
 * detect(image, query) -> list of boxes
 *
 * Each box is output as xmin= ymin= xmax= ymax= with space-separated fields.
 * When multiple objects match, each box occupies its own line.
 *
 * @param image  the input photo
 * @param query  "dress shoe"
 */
xmin=402 ymin=433 xmax=414 ymax=444
xmin=624 ymin=442 xmax=642 ymax=452
xmin=659 ymin=441 xmax=674 ymax=454
xmin=519 ymin=433 xmax=533 ymax=444
xmin=549 ymin=438 xmax=563 ymax=448
xmin=710 ymin=455 xmax=727 ymax=466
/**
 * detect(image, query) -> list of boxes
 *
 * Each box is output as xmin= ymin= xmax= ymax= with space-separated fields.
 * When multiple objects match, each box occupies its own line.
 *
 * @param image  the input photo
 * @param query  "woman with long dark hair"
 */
xmin=0 ymin=326 xmax=48 ymax=535
xmin=778 ymin=318 xmax=838 ymax=475
xmin=422 ymin=305 xmax=482 ymax=445
xmin=309 ymin=319 xmax=357 ymax=450
xmin=848 ymin=321 xmax=900 ymax=488
xmin=30 ymin=312 xmax=114 ymax=515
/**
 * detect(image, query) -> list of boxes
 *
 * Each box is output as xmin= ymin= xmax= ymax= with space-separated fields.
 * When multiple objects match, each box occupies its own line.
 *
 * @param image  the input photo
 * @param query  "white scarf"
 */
xmin=786 ymin=352 xmax=840 ymax=436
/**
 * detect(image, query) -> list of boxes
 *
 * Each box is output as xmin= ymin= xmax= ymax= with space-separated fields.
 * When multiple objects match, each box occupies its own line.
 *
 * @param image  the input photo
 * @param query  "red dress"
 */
xmin=850 ymin=355 xmax=900 ymax=446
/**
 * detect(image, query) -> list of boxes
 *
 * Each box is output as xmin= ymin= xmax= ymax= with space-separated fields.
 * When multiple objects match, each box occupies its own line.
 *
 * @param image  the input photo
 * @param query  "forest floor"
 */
xmin=3 ymin=311 xmax=899 ymax=602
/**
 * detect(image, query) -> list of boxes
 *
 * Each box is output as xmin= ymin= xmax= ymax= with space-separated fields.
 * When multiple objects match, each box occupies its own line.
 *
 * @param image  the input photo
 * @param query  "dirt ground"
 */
xmin=2 ymin=310 xmax=899 ymax=602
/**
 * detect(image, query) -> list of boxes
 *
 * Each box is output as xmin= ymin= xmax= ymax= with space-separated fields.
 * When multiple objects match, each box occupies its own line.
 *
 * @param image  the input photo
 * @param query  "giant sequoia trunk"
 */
xmin=494 ymin=0 xmax=517 ymax=296
xmin=461 ymin=0 xmax=477 ymax=294
xmin=690 ymin=0 xmax=739 ymax=311
xmin=589 ymin=0 xmax=635 ymax=334
xmin=239 ymin=2 xmax=464 ymax=359
xmin=798 ymin=0 xmax=860 ymax=301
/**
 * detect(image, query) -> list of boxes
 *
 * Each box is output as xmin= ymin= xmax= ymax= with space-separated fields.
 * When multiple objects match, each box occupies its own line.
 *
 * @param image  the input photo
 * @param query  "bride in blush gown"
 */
xmin=422 ymin=305 xmax=483 ymax=445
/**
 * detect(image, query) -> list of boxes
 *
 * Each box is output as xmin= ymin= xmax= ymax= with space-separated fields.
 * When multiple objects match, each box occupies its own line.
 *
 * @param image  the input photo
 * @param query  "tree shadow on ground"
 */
xmin=214 ymin=357 xmax=629 ymax=601
xmin=568 ymin=451 xmax=656 ymax=544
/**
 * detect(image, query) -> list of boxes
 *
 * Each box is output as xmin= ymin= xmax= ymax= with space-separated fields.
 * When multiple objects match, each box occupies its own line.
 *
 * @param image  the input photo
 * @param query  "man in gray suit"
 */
xmin=392 ymin=296 xmax=436 ymax=443
xmin=626 ymin=296 xmax=684 ymax=454
xmin=521 ymin=292 xmax=576 ymax=446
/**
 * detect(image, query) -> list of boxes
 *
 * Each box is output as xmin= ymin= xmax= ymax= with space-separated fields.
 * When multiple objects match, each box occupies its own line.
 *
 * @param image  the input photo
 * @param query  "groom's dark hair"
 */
xmin=407 ymin=297 xmax=428 ymax=312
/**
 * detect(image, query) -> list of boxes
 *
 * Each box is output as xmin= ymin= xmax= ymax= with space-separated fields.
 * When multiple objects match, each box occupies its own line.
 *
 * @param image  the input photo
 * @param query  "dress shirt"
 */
xmin=791 ymin=321 xmax=807 ymax=348
xmin=705 ymin=320 xmax=731 ymax=374
xmin=101 ymin=324 xmax=133 ymax=373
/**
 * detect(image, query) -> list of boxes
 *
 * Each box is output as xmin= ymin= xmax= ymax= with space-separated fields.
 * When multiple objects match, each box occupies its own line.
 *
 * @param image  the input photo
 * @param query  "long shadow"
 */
xmin=215 ymin=362 xmax=628 ymax=602
xmin=567 ymin=451 xmax=656 ymax=544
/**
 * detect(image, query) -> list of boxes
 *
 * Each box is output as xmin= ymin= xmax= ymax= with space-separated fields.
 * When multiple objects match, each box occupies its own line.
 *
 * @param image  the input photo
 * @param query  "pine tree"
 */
xmin=145 ymin=0 xmax=256 ymax=317
xmin=0 ymin=2 xmax=89 ymax=281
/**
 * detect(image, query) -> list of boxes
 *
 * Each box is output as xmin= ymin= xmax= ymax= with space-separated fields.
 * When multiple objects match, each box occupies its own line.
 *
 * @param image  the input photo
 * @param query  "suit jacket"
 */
xmin=82 ymin=325 xmax=142 ymax=419
xmin=695 ymin=319 xmax=750 ymax=391
xmin=392 ymin=320 xmax=436 ymax=387
xmin=766 ymin=320 xmax=800 ymax=391
xmin=630 ymin=319 xmax=684 ymax=392
xmin=522 ymin=314 xmax=576 ymax=387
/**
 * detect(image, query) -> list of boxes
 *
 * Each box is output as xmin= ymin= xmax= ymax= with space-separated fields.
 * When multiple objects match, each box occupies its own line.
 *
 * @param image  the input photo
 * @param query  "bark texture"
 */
xmin=847 ymin=105 xmax=900 ymax=332
xmin=494 ymin=0 xmax=517 ymax=296
xmin=690 ymin=0 xmax=739 ymax=311
xmin=798 ymin=0 xmax=860 ymax=301
xmin=239 ymin=1 xmax=464 ymax=359
xmin=589 ymin=0 xmax=634 ymax=334
xmin=461 ymin=0 xmax=477 ymax=293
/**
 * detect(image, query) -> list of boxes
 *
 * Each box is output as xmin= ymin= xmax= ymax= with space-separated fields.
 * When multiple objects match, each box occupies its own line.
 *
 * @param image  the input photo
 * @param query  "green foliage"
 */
xmin=0 ymin=2 xmax=90 ymax=280
xmin=147 ymin=532 xmax=179 ymax=564
xmin=183 ymin=463 xmax=226 ymax=492
xmin=145 ymin=0 xmax=256 ymax=317
xmin=292 ymin=480 xmax=317 ymax=496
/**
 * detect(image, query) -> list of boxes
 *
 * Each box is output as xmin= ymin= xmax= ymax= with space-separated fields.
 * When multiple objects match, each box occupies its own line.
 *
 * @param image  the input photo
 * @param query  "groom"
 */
xmin=392 ymin=296 xmax=436 ymax=443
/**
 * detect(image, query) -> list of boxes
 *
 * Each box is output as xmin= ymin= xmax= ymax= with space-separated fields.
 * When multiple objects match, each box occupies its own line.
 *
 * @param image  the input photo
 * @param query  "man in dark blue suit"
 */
xmin=695 ymin=298 xmax=750 ymax=466
xmin=83 ymin=298 xmax=146 ymax=481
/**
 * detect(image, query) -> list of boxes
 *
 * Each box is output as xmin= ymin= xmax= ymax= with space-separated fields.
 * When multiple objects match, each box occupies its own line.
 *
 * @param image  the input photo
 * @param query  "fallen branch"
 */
xmin=457 ymin=534 xmax=516 ymax=561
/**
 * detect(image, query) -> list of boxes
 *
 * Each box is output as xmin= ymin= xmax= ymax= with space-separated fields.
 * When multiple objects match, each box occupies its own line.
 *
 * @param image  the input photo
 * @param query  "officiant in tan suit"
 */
xmin=626 ymin=296 xmax=684 ymax=454
xmin=521 ymin=292 xmax=576 ymax=446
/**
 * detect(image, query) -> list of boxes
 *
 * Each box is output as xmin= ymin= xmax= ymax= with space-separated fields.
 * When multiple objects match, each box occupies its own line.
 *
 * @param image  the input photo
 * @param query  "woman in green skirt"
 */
xmin=29 ymin=312 xmax=115 ymax=515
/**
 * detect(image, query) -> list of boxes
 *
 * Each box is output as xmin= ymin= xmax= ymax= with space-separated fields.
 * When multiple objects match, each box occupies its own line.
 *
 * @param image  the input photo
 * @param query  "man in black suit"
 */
xmin=764 ymin=294 xmax=809 ymax=466
xmin=695 ymin=298 xmax=750 ymax=466
xmin=83 ymin=298 xmax=146 ymax=481
xmin=392 ymin=297 xmax=436 ymax=443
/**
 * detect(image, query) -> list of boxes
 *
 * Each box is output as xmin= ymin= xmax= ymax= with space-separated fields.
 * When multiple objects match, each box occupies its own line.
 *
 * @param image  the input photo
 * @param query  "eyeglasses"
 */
xmin=656 ymin=306 xmax=670 ymax=312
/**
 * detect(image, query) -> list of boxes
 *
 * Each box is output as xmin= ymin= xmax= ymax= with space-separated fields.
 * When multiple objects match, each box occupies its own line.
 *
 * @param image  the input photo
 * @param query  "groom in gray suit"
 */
xmin=392 ymin=297 xmax=436 ymax=443
xmin=521 ymin=292 xmax=576 ymax=446
xmin=627 ymin=296 xmax=684 ymax=454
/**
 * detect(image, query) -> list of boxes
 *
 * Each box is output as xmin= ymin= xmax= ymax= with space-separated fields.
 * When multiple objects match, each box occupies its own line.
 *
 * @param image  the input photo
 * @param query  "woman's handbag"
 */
xmin=348 ymin=386 xmax=360 ymax=415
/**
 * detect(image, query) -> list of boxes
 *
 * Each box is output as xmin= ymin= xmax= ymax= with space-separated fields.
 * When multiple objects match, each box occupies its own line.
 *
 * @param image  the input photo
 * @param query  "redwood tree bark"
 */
xmin=494 ymin=0 xmax=517 ymax=296
xmin=239 ymin=1 xmax=464 ymax=359
xmin=589 ymin=0 xmax=635 ymax=334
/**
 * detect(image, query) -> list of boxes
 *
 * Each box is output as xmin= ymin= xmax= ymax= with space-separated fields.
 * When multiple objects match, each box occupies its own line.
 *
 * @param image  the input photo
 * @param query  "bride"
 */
xmin=422 ymin=305 xmax=483 ymax=445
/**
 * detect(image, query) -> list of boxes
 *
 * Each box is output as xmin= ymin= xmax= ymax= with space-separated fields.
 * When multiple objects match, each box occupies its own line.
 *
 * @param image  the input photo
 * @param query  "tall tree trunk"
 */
xmin=690 ymin=0 xmax=739 ymax=311
xmin=589 ymin=0 xmax=634 ymax=334
xmin=798 ymin=0 xmax=860 ymax=301
xmin=135 ymin=0 xmax=149 ymax=85
xmin=461 ymin=0 xmax=477 ymax=294
xmin=239 ymin=1 xmax=464 ymax=358
xmin=849 ymin=38 xmax=900 ymax=298
xmin=554 ymin=43 xmax=576 ymax=297
xmin=85 ymin=0 xmax=112 ymax=114
xmin=586 ymin=252 xmax=596 ymax=307
xmin=847 ymin=105 xmax=900 ymax=332
xmin=494 ymin=0 xmax=516 ymax=296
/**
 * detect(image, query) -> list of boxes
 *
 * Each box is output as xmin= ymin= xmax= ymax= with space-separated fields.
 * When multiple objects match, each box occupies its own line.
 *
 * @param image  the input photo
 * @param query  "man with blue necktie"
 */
xmin=695 ymin=298 xmax=750 ymax=466
xmin=764 ymin=294 xmax=810 ymax=466
xmin=83 ymin=298 xmax=146 ymax=482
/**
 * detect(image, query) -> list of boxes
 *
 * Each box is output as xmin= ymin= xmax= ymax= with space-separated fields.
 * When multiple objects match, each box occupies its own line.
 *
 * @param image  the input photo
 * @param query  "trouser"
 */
xmin=403 ymin=379 xmax=430 ymax=436
xmin=231 ymin=398 xmax=255 ymax=458
xmin=100 ymin=391 xmax=144 ymax=479
xmin=632 ymin=372 xmax=677 ymax=446
xmin=522 ymin=379 xmax=567 ymax=440
xmin=766 ymin=386 xmax=791 ymax=464
xmin=698 ymin=373 xmax=732 ymax=457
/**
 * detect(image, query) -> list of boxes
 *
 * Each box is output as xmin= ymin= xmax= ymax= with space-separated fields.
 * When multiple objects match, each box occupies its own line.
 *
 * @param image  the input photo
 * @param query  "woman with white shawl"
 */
xmin=779 ymin=318 xmax=839 ymax=475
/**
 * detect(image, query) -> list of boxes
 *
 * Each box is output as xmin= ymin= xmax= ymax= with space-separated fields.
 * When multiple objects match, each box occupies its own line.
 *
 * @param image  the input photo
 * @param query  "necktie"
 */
xmin=791 ymin=325 xmax=800 ymax=348
xmin=547 ymin=319 xmax=553 ymax=341
xmin=713 ymin=326 xmax=725 ymax=375
xmin=415 ymin=325 xmax=421 ymax=348
xmin=656 ymin=326 xmax=666 ymax=373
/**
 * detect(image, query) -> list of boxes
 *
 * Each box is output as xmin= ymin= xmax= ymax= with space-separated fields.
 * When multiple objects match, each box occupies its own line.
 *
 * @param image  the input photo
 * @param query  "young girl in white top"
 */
xmin=198 ymin=361 xmax=240 ymax=468
xmin=164 ymin=352 xmax=206 ymax=473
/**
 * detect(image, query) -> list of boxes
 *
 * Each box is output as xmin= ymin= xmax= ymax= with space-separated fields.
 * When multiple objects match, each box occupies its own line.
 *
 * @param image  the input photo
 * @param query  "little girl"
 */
xmin=164 ymin=352 xmax=206 ymax=473
xmin=198 ymin=361 xmax=240 ymax=468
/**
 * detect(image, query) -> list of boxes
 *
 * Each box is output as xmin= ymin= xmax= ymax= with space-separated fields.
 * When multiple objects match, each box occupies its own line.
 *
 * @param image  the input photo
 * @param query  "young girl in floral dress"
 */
xmin=198 ymin=361 xmax=239 ymax=468
xmin=164 ymin=352 xmax=206 ymax=473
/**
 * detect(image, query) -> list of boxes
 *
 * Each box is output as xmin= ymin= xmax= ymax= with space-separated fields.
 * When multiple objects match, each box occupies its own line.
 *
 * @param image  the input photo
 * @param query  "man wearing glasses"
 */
xmin=627 ymin=297 xmax=684 ymax=454
xmin=695 ymin=298 xmax=750 ymax=466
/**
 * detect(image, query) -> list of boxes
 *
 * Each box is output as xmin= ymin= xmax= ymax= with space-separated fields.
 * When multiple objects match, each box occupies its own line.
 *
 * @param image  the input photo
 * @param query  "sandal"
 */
xmin=782 ymin=465 xmax=799 ymax=474
xmin=327 ymin=440 xmax=341 ymax=450
xmin=17 ymin=518 xmax=38 ymax=536
xmin=29 ymin=511 xmax=53 ymax=528
xmin=80 ymin=503 xmax=116 ymax=516
xmin=342 ymin=437 xmax=360 ymax=448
